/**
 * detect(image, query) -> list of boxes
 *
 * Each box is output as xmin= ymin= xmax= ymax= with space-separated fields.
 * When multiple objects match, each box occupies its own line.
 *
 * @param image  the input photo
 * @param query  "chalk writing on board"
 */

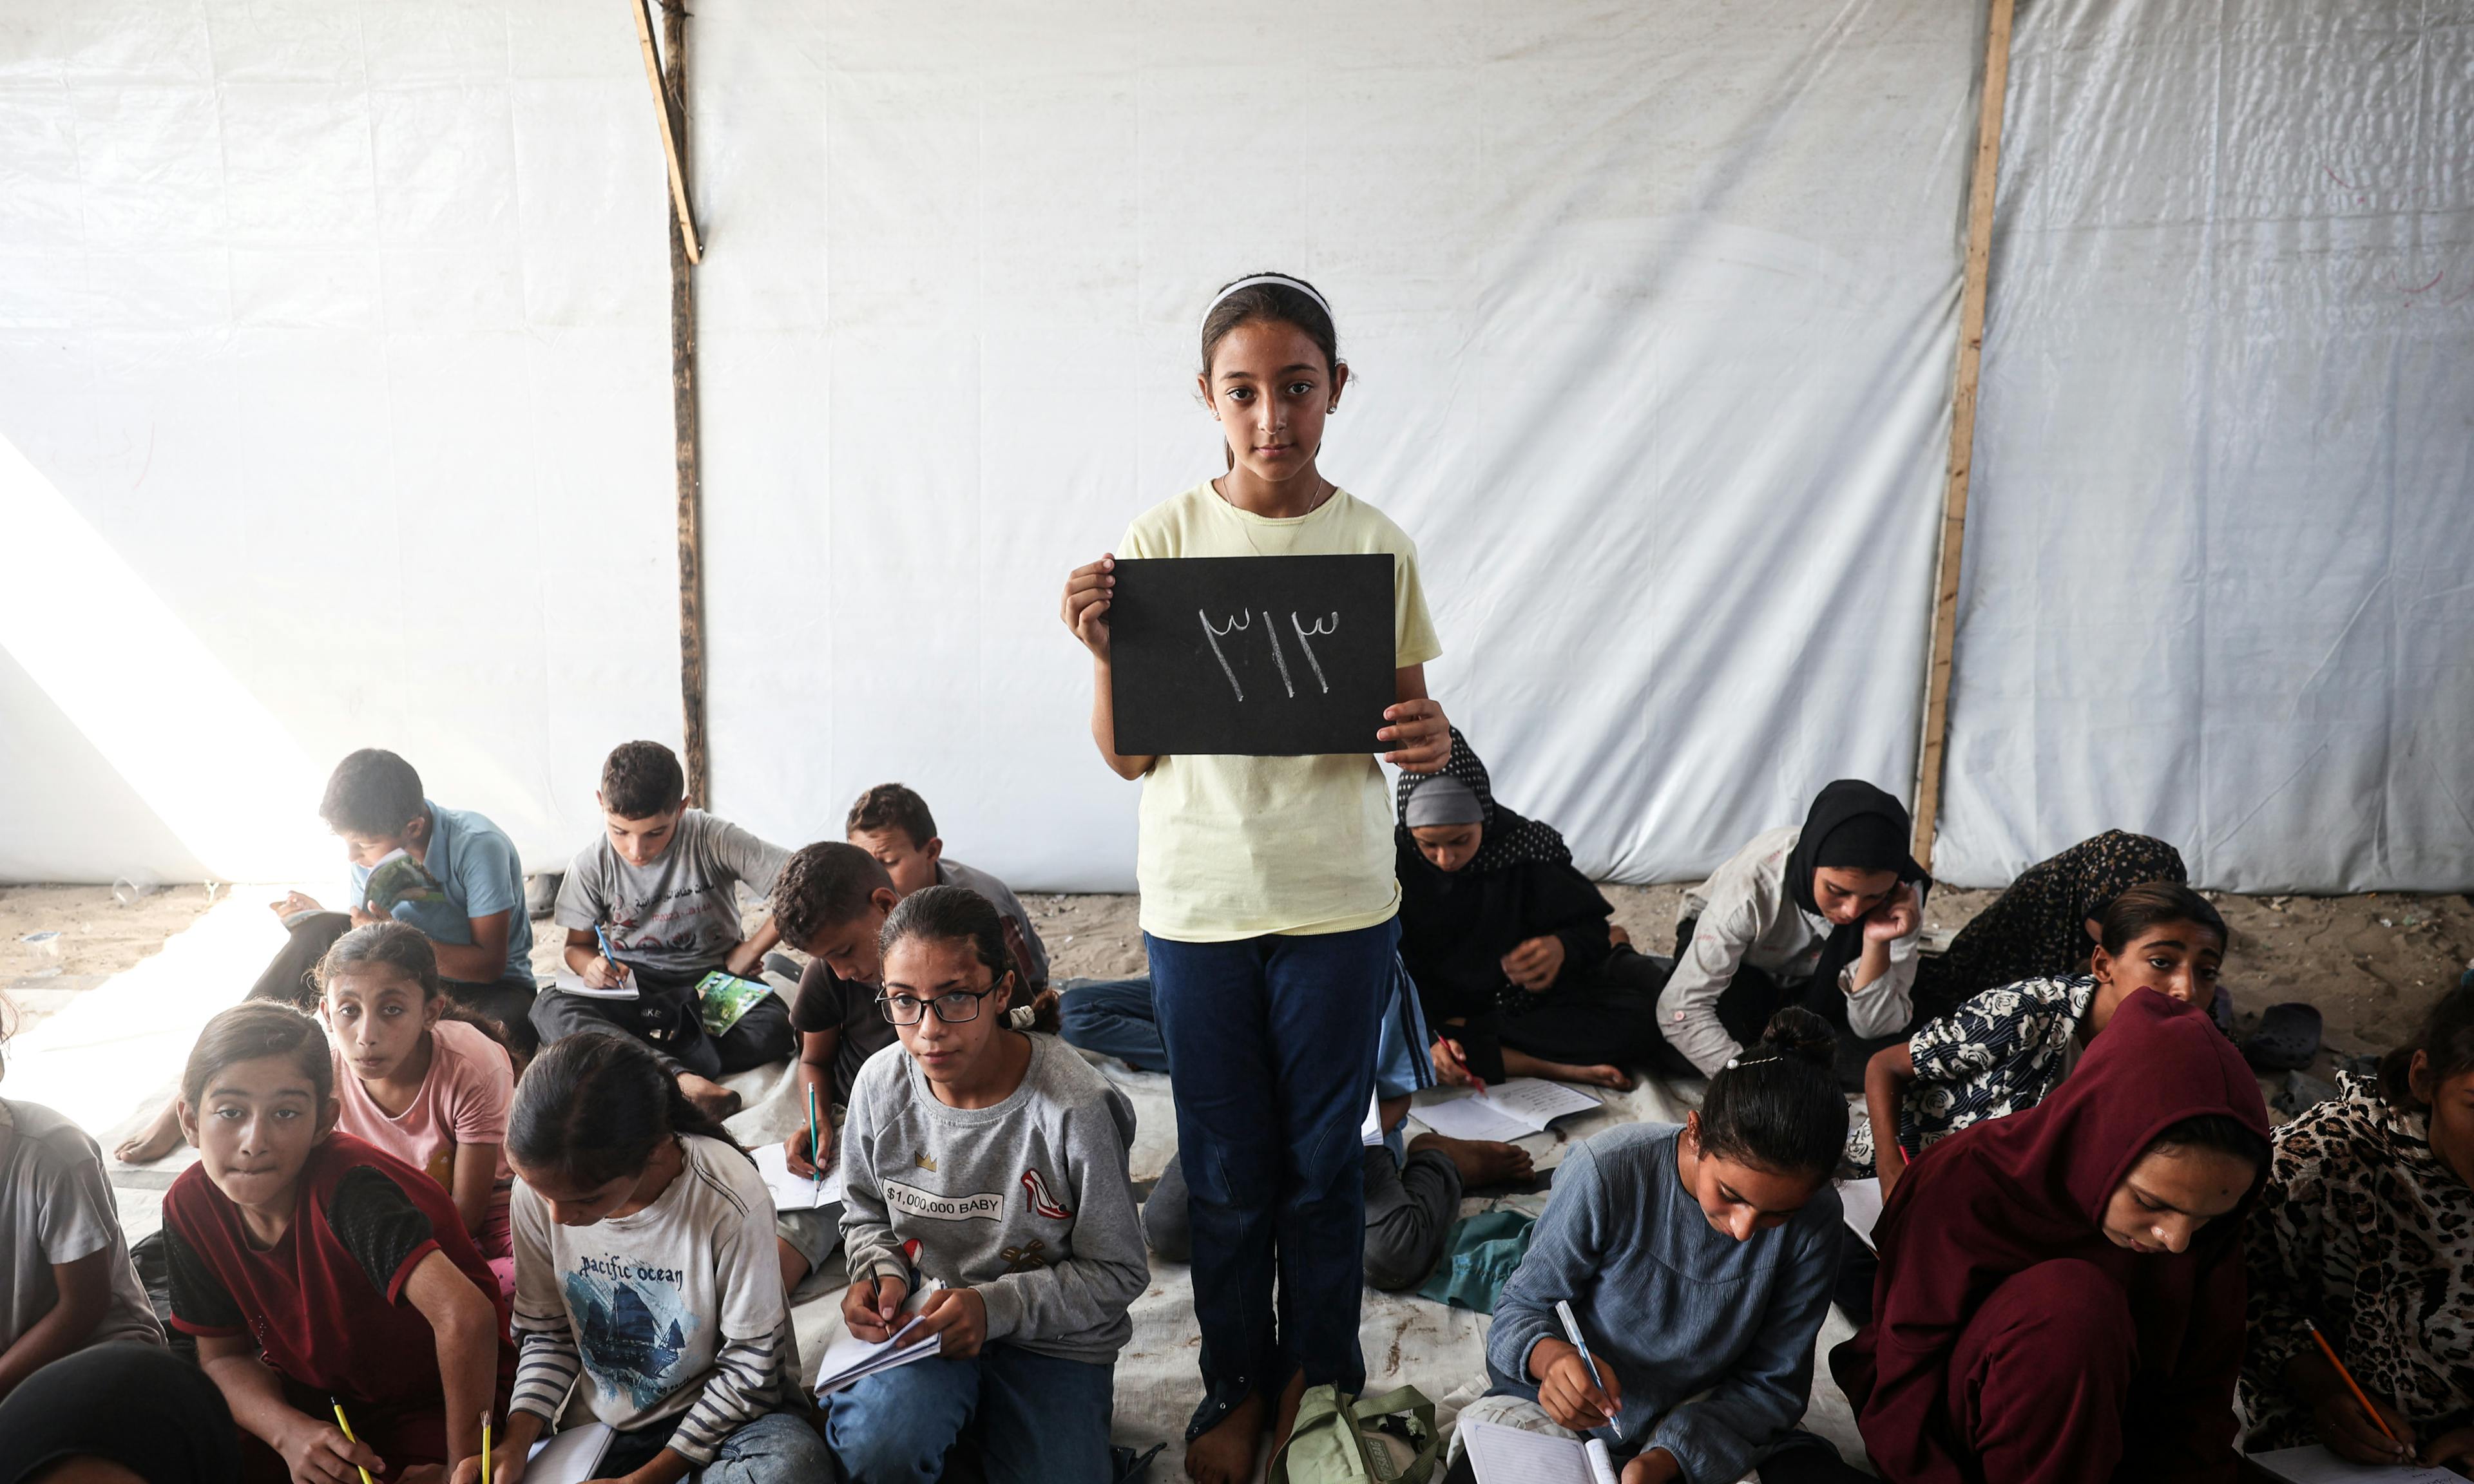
xmin=1196 ymin=609 xmax=1343 ymax=704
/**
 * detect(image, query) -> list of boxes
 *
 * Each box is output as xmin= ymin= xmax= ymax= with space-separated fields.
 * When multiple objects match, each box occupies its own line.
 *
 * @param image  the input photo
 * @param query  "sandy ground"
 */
xmin=0 ymin=882 xmax=222 ymax=1034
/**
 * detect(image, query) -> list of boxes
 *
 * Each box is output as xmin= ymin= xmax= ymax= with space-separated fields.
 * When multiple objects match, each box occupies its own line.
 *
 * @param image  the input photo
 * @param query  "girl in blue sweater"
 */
xmin=1448 ymin=1008 xmax=1865 ymax=1483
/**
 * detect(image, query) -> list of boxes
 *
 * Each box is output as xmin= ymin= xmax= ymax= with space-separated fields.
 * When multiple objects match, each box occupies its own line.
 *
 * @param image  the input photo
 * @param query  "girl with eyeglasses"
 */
xmin=823 ymin=886 xmax=1147 ymax=1484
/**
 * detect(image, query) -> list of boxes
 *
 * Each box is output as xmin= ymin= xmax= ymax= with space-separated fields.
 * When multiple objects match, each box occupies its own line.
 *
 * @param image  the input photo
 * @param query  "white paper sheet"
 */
xmin=1837 ymin=1177 xmax=1884 ymax=1251
xmin=755 ymin=1139 xmax=847 ymax=1211
xmin=2246 ymin=1447 xmax=2461 ymax=1484
xmin=811 ymin=1280 xmax=949 ymax=1396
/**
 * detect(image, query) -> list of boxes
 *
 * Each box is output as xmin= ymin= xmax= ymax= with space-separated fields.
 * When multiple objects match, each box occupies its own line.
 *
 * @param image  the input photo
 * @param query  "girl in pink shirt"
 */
xmin=321 ymin=922 xmax=521 ymax=1295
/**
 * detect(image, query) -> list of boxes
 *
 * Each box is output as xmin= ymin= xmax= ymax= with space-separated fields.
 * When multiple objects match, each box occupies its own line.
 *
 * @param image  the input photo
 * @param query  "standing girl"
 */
xmin=495 ymin=1032 xmax=825 ymax=1484
xmin=160 ymin=1000 xmax=508 ymax=1484
xmin=824 ymin=886 xmax=1147 ymax=1483
xmin=1059 ymin=272 xmax=1451 ymax=1482
xmin=319 ymin=922 xmax=519 ymax=1296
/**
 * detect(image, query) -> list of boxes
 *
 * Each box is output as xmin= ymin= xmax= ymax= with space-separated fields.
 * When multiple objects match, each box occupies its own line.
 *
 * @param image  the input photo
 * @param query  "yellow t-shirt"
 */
xmin=1119 ymin=482 xmax=1443 ymax=942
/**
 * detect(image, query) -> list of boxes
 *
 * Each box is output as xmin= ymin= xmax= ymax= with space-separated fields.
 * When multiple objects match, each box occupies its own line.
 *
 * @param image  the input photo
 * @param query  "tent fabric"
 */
xmin=1932 ymin=0 xmax=2474 ymax=893
xmin=1 ymin=0 xmax=2464 ymax=895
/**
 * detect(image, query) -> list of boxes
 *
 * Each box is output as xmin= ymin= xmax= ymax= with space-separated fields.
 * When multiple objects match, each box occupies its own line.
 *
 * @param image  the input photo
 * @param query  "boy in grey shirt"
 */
xmin=533 ymin=741 xmax=793 ymax=1118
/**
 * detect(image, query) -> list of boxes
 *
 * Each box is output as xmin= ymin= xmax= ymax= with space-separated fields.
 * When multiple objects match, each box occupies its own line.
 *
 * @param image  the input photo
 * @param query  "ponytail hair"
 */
xmin=2379 ymin=980 xmax=2474 ymax=1110
xmin=182 ymin=1000 xmax=332 ymax=1111
xmin=2094 ymin=882 xmax=2227 ymax=956
xmin=1697 ymin=1007 xmax=1846 ymax=1178
xmin=880 ymin=885 xmax=1057 ymax=1033
xmin=506 ymin=1031 xmax=743 ymax=1188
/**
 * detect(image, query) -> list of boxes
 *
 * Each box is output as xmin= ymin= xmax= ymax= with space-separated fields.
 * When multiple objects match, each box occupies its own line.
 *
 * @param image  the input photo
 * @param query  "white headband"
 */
xmin=1204 ymin=274 xmax=1332 ymax=325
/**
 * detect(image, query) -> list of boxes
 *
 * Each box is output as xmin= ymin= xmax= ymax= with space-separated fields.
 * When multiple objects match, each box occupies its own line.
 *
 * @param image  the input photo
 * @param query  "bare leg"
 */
xmin=1268 ymin=1371 xmax=1310 ymax=1460
xmin=1502 ymin=1046 xmax=1632 ymax=1091
xmin=113 ymin=1097 xmax=186 ymax=1163
xmin=1409 ymin=1132 xmax=1534 ymax=1186
xmin=676 ymin=1071 xmax=742 ymax=1121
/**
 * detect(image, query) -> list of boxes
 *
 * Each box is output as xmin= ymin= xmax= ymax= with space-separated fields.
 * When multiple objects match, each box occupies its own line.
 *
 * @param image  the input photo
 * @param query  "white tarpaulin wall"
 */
xmin=2 ymin=1 xmax=2460 ymax=894
xmin=1935 ymin=0 xmax=2474 ymax=893
xmin=0 ymin=0 xmax=1977 ymax=889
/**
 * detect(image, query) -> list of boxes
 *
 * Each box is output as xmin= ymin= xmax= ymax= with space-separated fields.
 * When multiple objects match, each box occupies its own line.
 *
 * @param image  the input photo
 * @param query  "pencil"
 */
xmin=329 ymin=1398 xmax=377 ymax=1484
xmin=2308 ymin=1320 xmax=2401 ymax=1447
xmin=806 ymin=1085 xmax=823 ymax=1188
xmin=481 ymin=1412 xmax=491 ymax=1484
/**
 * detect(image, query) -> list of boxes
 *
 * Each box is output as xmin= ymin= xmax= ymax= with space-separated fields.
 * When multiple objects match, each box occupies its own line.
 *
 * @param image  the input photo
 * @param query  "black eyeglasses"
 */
xmin=877 ymin=987 xmax=999 ymax=1025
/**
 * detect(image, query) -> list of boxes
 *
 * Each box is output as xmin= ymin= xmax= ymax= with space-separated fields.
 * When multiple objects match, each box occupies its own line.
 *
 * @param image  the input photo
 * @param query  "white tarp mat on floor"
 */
xmin=1932 ymin=0 xmax=2474 ymax=893
xmin=3 ymin=0 xmax=2466 ymax=895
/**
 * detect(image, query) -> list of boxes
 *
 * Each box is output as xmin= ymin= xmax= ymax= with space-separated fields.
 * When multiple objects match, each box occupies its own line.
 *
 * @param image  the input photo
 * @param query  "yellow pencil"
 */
xmin=481 ymin=1411 xmax=492 ymax=1484
xmin=329 ymin=1398 xmax=378 ymax=1484
xmin=2308 ymin=1320 xmax=2402 ymax=1447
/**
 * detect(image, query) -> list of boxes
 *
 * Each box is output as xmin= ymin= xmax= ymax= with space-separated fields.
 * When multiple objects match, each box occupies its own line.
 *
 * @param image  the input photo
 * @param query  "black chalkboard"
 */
xmin=1109 ymin=555 xmax=1395 ymax=756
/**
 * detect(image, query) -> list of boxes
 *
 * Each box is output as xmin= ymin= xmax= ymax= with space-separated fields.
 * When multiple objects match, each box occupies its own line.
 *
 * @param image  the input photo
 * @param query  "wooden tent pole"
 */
xmin=1912 ymin=0 xmax=2017 ymax=870
xmin=656 ymin=0 xmax=708 ymax=807
xmin=632 ymin=0 xmax=702 ymax=263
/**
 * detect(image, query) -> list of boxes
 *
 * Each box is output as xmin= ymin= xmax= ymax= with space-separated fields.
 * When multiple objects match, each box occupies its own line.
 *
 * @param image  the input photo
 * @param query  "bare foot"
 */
xmin=1503 ymin=1049 xmax=1634 ymax=1092
xmin=1184 ymin=1389 xmax=1266 ymax=1484
xmin=114 ymin=1101 xmax=185 ymax=1164
xmin=1414 ymin=1134 xmax=1534 ymax=1187
xmin=677 ymin=1072 xmax=742 ymax=1121
xmin=1269 ymin=1371 xmax=1309 ymax=1460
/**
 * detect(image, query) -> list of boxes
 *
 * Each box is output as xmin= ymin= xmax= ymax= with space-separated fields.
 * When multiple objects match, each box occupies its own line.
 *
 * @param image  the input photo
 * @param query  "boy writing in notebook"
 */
xmin=532 ymin=741 xmax=793 ymax=1120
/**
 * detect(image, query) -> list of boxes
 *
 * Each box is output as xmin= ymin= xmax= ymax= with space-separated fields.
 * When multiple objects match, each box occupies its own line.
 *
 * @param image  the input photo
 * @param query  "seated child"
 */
xmin=319 ymin=922 xmax=521 ymax=1297
xmin=0 ymin=995 xmax=164 ymax=1403
xmin=1848 ymin=882 xmax=2226 ymax=1194
xmin=1445 ymin=1008 xmax=1857 ymax=1484
xmin=1658 ymin=781 xmax=1930 ymax=1088
xmin=533 ymin=741 xmax=794 ymax=1119
xmin=1141 ymin=960 xmax=1531 ymax=1293
xmin=1908 ymin=830 xmax=2185 ymax=1022
xmin=119 ymin=747 xmax=537 ymax=1162
xmin=824 ymin=886 xmax=1147 ymax=1484
xmin=1832 ymin=990 xmax=2269 ymax=1484
xmin=499 ymin=1032 xmax=827 ymax=1484
xmin=2241 ymin=981 xmax=2474 ymax=1469
xmin=160 ymin=1001 xmax=510 ymax=1484
xmin=766 ymin=842 xmax=904 ymax=1291
xmin=845 ymin=783 xmax=1050 ymax=990
xmin=1400 ymin=728 xmax=1673 ymax=1091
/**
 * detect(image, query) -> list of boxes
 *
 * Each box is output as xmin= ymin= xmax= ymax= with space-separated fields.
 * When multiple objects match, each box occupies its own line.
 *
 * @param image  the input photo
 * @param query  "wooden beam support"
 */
xmin=632 ymin=0 xmax=702 ymax=263
xmin=1912 ymin=0 xmax=2017 ymax=870
xmin=658 ymin=0 xmax=708 ymax=808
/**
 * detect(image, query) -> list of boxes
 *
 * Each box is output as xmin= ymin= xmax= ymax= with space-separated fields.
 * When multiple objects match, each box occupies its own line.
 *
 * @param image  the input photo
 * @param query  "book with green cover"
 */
xmin=361 ymin=850 xmax=448 ymax=913
xmin=697 ymin=971 xmax=776 ymax=1036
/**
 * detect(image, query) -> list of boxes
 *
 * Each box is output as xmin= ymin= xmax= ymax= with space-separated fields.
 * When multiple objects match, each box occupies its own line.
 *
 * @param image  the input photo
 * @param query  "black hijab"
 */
xmin=1395 ymin=729 xmax=1608 ymax=1018
xmin=1783 ymin=779 xmax=1931 ymax=996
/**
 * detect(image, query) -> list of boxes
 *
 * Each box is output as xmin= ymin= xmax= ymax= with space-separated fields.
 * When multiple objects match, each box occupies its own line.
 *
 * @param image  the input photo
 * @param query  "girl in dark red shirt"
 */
xmin=162 ymin=1001 xmax=510 ymax=1484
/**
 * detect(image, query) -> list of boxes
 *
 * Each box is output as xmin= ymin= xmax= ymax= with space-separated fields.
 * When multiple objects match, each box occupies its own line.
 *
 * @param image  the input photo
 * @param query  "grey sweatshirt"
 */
xmin=838 ymin=1032 xmax=1147 ymax=1365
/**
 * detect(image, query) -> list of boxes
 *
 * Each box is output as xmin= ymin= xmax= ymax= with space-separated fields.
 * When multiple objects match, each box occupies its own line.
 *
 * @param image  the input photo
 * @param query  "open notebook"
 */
xmin=1415 ymin=1080 xmax=1602 ymax=1143
xmin=2247 ymin=1445 xmax=2464 ymax=1483
xmin=812 ymin=1280 xmax=949 ymax=1396
xmin=523 ymin=1423 xmax=615 ymax=1484
xmin=754 ymin=1140 xmax=848 ymax=1210
xmin=1460 ymin=1420 xmax=1620 ymax=1484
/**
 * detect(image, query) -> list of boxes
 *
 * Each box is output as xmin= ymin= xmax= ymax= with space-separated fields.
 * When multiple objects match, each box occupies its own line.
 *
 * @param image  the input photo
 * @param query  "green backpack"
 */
xmin=1267 ymin=1384 xmax=1443 ymax=1484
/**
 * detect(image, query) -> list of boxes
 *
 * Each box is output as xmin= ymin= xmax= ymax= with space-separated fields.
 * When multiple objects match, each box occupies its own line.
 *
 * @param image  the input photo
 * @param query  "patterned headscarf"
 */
xmin=1395 ymin=728 xmax=1571 ymax=873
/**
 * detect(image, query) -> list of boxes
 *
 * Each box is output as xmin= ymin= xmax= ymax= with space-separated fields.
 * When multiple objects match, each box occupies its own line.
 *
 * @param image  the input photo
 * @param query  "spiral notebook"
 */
xmin=1459 ymin=1420 xmax=1620 ymax=1484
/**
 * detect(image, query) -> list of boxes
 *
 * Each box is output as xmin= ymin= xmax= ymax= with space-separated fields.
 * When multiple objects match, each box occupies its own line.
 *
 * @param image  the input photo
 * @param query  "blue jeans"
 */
xmin=1057 ymin=977 xmax=1169 ymax=1071
xmin=1147 ymin=920 xmax=1397 ymax=1434
xmin=599 ymin=1410 xmax=836 ymax=1484
xmin=823 ymin=1344 xmax=1113 ymax=1484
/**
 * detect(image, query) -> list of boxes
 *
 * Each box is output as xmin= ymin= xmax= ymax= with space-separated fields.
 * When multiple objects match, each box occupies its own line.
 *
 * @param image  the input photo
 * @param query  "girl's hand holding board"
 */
xmin=1060 ymin=555 xmax=1118 ymax=659
xmin=1379 ymin=694 xmax=1450 ymax=772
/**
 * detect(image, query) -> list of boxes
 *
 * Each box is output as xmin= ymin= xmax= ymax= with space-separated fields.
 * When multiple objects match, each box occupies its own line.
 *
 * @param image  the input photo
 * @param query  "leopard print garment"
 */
xmin=2239 ymin=1076 xmax=2474 ymax=1449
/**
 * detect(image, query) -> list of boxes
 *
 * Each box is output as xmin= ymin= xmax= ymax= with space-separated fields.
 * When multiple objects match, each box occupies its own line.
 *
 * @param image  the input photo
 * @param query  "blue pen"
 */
xmin=592 ymin=924 xmax=628 ymax=984
xmin=1557 ymin=1298 xmax=1623 ymax=1441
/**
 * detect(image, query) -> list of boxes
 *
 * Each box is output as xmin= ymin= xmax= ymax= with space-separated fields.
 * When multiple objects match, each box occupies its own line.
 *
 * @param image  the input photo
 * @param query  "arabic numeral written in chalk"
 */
xmin=1196 ymin=608 xmax=1339 ymax=703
